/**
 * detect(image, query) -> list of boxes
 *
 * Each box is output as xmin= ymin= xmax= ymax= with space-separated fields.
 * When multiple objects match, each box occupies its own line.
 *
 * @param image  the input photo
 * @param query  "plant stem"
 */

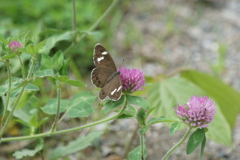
xmin=0 ymin=84 xmax=27 ymax=141
xmin=27 ymin=55 xmax=37 ymax=79
xmin=1 ymin=96 xmax=127 ymax=142
xmin=0 ymin=61 xmax=12 ymax=131
xmin=64 ymin=0 xmax=120 ymax=56
xmin=140 ymin=133 xmax=145 ymax=160
xmin=50 ymin=81 xmax=61 ymax=132
xmin=72 ymin=0 xmax=76 ymax=31
xmin=17 ymin=55 xmax=26 ymax=79
xmin=161 ymin=127 xmax=192 ymax=160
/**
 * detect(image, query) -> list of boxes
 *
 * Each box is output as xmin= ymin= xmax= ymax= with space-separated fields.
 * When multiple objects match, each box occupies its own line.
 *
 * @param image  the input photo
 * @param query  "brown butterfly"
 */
xmin=91 ymin=43 xmax=122 ymax=101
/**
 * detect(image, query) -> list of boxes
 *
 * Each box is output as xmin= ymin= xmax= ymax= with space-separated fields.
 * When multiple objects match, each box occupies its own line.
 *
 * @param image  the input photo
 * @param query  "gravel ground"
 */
xmin=104 ymin=0 xmax=240 ymax=159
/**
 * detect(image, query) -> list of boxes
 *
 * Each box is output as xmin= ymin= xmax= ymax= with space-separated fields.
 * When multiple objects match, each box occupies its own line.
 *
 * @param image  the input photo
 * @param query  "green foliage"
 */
xmin=169 ymin=122 xmax=181 ymax=136
xmin=101 ymin=96 xmax=124 ymax=115
xmin=13 ymin=139 xmax=43 ymax=159
xmin=49 ymin=131 xmax=103 ymax=160
xmin=128 ymin=146 xmax=147 ymax=160
xmin=186 ymin=129 xmax=205 ymax=155
xmin=126 ymin=95 xmax=149 ymax=110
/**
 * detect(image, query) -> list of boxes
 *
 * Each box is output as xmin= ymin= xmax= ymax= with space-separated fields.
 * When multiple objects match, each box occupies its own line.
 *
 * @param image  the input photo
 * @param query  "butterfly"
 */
xmin=91 ymin=43 xmax=122 ymax=101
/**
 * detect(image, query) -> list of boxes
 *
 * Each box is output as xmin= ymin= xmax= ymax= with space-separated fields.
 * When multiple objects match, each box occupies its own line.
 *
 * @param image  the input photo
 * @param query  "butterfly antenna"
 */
xmin=120 ymin=59 xmax=124 ymax=69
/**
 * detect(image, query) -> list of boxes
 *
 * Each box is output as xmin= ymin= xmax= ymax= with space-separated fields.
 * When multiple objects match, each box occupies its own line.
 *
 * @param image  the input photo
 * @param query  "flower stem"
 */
xmin=17 ymin=55 xmax=26 ymax=79
xmin=1 ymin=96 xmax=127 ymax=142
xmin=72 ymin=0 xmax=76 ymax=31
xmin=50 ymin=81 xmax=61 ymax=132
xmin=161 ymin=127 xmax=192 ymax=160
xmin=64 ymin=0 xmax=120 ymax=56
xmin=0 ymin=84 xmax=27 ymax=141
xmin=0 ymin=61 xmax=12 ymax=132
xmin=27 ymin=55 xmax=37 ymax=80
xmin=140 ymin=133 xmax=145 ymax=160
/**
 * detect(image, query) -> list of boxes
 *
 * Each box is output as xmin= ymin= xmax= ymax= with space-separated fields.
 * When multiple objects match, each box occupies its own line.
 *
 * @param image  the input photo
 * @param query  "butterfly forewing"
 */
xmin=93 ymin=43 xmax=117 ymax=71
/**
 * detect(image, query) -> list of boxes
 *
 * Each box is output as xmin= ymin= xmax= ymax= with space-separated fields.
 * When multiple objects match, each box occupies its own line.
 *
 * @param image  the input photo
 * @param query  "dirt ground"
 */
xmin=103 ymin=0 xmax=240 ymax=160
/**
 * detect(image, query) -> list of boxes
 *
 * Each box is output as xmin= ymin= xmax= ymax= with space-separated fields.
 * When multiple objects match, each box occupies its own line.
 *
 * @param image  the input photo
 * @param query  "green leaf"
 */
xmin=45 ymin=31 xmax=76 ymax=54
xmin=52 ymin=50 xmax=64 ymax=71
xmin=41 ymin=53 xmax=52 ymax=70
xmin=1 ymin=53 xmax=16 ymax=60
xmin=67 ymin=91 xmax=95 ymax=118
xmin=127 ymin=105 xmax=136 ymax=116
xmin=29 ymin=109 xmax=38 ymax=127
xmin=13 ymin=139 xmax=43 ymax=159
xmin=200 ymin=134 xmax=206 ymax=159
xmin=147 ymin=77 xmax=205 ymax=118
xmin=26 ymin=44 xmax=36 ymax=54
xmin=25 ymin=83 xmax=39 ymax=91
xmin=146 ymin=107 xmax=156 ymax=117
xmin=41 ymin=99 xmax=69 ymax=115
xmin=180 ymin=70 xmax=240 ymax=128
xmin=116 ymin=110 xmax=134 ymax=119
xmin=147 ymin=117 xmax=179 ymax=125
xmin=35 ymin=40 xmax=46 ymax=52
xmin=169 ymin=122 xmax=181 ymax=135
xmin=139 ymin=126 xmax=148 ymax=135
xmin=101 ymin=96 xmax=124 ymax=115
xmin=35 ymin=69 xmax=54 ymax=78
xmin=126 ymin=95 xmax=149 ymax=110
xmin=128 ymin=146 xmax=147 ymax=160
xmin=186 ymin=129 xmax=205 ymax=154
xmin=55 ymin=75 xmax=85 ymax=87
xmin=49 ymin=131 xmax=103 ymax=160
xmin=136 ymin=108 xmax=146 ymax=126
xmin=0 ymin=35 xmax=7 ymax=44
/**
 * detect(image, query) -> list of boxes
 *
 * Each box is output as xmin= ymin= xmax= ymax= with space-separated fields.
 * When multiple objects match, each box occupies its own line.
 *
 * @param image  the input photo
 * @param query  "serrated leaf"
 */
xmin=35 ymin=69 xmax=54 ymax=77
xmin=1 ymin=53 xmax=16 ymax=60
xmin=67 ymin=91 xmax=95 ymax=117
xmin=169 ymin=122 xmax=181 ymax=135
xmin=200 ymin=134 xmax=206 ymax=159
xmin=186 ymin=129 xmax=205 ymax=154
xmin=128 ymin=146 xmax=147 ymax=160
xmin=13 ymin=139 xmax=43 ymax=159
xmin=126 ymin=95 xmax=149 ymax=110
xmin=49 ymin=131 xmax=103 ymax=160
xmin=41 ymin=99 xmax=69 ymax=115
xmin=101 ymin=96 xmax=124 ymax=115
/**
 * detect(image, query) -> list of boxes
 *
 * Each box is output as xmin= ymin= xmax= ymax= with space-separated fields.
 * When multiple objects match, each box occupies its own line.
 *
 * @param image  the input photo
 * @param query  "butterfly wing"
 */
xmin=93 ymin=43 xmax=117 ymax=71
xmin=99 ymin=75 xmax=122 ymax=101
xmin=91 ymin=67 xmax=113 ymax=88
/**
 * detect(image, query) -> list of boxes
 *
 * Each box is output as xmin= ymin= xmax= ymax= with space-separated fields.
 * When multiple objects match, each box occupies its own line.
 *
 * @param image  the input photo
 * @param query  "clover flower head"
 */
xmin=174 ymin=95 xmax=216 ymax=129
xmin=118 ymin=67 xmax=145 ymax=93
xmin=8 ymin=41 xmax=22 ymax=52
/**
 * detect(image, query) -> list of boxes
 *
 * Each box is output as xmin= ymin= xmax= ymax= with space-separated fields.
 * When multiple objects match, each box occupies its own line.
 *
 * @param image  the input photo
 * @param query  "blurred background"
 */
xmin=0 ymin=0 xmax=240 ymax=159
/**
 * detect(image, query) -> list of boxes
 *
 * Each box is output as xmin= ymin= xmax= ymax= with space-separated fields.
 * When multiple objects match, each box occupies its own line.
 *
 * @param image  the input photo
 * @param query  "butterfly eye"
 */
xmin=98 ymin=81 xmax=101 ymax=84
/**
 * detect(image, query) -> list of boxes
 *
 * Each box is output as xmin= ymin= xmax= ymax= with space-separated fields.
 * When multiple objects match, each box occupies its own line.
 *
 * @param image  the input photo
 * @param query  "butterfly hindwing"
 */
xmin=99 ymin=75 xmax=122 ymax=101
xmin=91 ymin=67 xmax=113 ymax=88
